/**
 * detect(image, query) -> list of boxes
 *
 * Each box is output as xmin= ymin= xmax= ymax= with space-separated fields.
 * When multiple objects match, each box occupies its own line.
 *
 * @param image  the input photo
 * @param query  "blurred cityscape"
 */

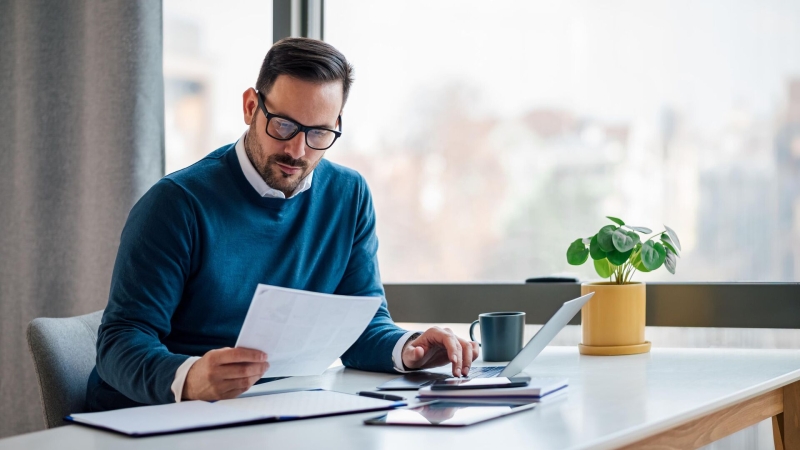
xmin=330 ymin=80 xmax=800 ymax=282
xmin=164 ymin=0 xmax=800 ymax=282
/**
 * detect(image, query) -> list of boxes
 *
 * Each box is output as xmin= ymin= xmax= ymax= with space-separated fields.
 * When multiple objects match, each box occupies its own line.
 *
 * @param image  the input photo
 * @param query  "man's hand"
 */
xmin=182 ymin=347 xmax=269 ymax=401
xmin=401 ymin=327 xmax=480 ymax=377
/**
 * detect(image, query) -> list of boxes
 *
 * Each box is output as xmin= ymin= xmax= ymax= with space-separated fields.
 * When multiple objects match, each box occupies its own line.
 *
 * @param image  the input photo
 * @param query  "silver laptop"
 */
xmin=376 ymin=292 xmax=594 ymax=390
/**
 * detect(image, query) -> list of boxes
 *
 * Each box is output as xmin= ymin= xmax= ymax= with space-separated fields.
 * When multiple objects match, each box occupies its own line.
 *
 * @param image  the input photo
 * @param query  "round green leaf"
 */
xmin=593 ymin=258 xmax=615 ymax=278
xmin=612 ymin=229 xmax=640 ymax=252
xmin=631 ymin=250 xmax=650 ymax=273
xmin=606 ymin=248 xmax=633 ymax=265
xmin=589 ymin=235 xmax=607 ymax=260
xmin=641 ymin=241 xmax=666 ymax=271
xmin=629 ymin=226 xmax=652 ymax=234
xmin=664 ymin=225 xmax=682 ymax=251
xmin=607 ymin=216 xmax=625 ymax=226
xmin=597 ymin=225 xmax=617 ymax=252
xmin=567 ymin=239 xmax=590 ymax=265
xmin=665 ymin=248 xmax=677 ymax=274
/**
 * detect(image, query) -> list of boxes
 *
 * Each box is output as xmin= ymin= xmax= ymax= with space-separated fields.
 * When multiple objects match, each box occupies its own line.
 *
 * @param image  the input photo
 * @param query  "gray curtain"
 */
xmin=0 ymin=0 xmax=164 ymax=437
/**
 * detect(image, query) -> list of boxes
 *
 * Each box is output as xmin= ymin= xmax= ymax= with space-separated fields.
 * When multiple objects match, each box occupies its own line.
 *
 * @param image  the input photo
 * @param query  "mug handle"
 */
xmin=469 ymin=320 xmax=481 ymax=346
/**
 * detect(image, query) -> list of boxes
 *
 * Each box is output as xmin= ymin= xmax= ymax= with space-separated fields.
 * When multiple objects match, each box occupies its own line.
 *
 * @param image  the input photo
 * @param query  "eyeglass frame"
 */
xmin=255 ymin=90 xmax=343 ymax=150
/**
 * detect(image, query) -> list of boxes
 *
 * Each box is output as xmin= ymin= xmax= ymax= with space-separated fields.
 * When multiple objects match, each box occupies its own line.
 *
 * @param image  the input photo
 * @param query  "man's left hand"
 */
xmin=401 ymin=327 xmax=480 ymax=377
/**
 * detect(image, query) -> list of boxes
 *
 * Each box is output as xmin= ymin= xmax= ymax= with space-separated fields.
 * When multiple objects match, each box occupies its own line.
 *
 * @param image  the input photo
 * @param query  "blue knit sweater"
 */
xmin=86 ymin=144 xmax=406 ymax=411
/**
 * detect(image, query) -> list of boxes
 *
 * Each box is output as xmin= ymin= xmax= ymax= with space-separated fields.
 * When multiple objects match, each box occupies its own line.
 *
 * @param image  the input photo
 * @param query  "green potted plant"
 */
xmin=566 ymin=217 xmax=681 ymax=355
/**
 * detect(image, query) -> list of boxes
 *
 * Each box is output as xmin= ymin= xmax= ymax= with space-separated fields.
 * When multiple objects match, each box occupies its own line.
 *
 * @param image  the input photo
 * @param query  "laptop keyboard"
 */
xmin=466 ymin=366 xmax=504 ymax=378
xmin=418 ymin=366 xmax=504 ymax=386
xmin=378 ymin=366 xmax=508 ymax=389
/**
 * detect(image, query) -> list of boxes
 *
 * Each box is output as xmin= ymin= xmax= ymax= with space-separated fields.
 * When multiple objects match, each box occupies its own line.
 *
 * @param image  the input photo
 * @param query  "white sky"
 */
xmin=325 ymin=0 xmax=800 ymax=151
xmin=163 ymin=0 xmax=800 ymax=152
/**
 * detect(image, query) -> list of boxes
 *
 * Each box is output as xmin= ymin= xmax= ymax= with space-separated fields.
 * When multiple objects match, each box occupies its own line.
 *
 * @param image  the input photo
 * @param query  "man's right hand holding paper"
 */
xmin=182 ymin=348 xmax=269 ymax=401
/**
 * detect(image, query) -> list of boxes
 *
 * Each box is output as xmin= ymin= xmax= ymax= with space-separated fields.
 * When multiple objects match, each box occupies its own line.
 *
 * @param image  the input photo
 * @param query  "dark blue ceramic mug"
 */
xmin=469 ymin=312 xmax=525 ymax=362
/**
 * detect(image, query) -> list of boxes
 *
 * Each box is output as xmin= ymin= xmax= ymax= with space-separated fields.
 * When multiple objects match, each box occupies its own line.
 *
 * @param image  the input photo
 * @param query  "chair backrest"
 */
xmin=26 ymin=310 xmax=103 ymax=428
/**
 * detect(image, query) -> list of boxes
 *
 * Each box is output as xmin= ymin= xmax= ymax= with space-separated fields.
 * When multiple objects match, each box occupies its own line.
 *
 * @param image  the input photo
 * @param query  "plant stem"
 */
xmin=623 ymin=263 xmax=633 ymax=284
xmin=643 ymin=230 xmax=667 ymax=243
xmin=628 ymin=267 xmax=638 ymax=283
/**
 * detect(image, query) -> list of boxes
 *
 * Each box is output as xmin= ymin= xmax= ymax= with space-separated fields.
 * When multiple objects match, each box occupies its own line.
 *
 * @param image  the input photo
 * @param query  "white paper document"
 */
xmin=235 ymin=284 xmax=383 ymax=378
xmin=217 ymin=390 xmax=395 ymax=417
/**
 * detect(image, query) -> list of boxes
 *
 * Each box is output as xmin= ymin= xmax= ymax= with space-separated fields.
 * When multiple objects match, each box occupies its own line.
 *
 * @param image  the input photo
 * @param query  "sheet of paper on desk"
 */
xmin=218 ymin=390 xmax=398 ymax=417
xmin=235 ymin=284 xmax=383 ymax=378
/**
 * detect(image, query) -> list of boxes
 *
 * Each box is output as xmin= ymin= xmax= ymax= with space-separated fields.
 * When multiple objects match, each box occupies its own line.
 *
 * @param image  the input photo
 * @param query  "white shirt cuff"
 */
xmin=171 ymin=356 xmax=201 ymax=402
xmin=391 ymin=331 xmax=421 ymax=373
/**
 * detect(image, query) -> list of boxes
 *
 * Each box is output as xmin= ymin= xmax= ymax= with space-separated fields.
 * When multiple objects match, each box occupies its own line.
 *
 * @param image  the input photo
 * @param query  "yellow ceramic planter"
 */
xmin=579 ymin=282 xmax=651 ymax=355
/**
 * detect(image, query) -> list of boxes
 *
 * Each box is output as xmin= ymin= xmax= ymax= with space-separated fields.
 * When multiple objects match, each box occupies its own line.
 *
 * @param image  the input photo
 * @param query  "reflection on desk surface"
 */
xmin=366 ymin=401 xmax=536 ymax=427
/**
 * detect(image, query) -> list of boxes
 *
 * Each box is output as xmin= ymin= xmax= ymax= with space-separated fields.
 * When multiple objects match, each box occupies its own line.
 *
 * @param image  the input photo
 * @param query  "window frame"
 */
xmin=385 ymin=283 xmax=800 ymax=328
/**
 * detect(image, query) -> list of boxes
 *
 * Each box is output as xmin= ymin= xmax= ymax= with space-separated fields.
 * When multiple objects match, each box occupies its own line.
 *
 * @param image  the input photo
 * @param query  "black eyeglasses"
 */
xmin=256 ymin=90 xmax=342 ymax=150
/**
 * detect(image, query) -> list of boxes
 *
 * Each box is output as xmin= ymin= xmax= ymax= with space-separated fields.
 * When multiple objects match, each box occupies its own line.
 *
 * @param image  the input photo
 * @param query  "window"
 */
xmin=324 ymin=0 xmax=800 ymax=282
xmin=163 ymin=1 xmax=272 ymax=174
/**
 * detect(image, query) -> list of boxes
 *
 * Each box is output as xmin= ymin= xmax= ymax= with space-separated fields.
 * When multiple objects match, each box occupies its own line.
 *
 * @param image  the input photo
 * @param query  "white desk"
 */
xmin=3 ymin=347 xmax=800 ymax=450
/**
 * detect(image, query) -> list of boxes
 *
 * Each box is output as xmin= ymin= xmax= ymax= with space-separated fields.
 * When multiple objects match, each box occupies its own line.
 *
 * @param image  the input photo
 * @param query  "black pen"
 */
xmin=357 ymin=391 xmax=406 ymax=401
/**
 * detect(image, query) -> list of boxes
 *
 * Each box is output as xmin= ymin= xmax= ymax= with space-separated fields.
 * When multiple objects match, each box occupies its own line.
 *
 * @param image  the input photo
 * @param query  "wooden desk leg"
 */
xmin=775 ymin=381 xmax=800 ymax=450
xmin=773 ymin=413 xmax=785 ymax=450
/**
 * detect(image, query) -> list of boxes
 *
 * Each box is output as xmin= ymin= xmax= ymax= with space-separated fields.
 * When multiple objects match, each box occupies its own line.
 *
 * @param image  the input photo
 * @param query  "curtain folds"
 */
xmin=0 ymin=0 xmax=164 ymax=437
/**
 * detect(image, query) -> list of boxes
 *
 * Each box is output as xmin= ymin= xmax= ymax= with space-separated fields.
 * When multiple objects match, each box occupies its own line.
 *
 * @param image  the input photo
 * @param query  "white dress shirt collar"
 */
xmin=234 ymin=130 xmax=314 ymax=199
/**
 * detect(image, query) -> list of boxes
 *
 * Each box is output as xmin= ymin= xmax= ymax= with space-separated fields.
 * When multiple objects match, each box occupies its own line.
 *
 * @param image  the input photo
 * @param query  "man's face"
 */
xmin=242 ymin=75 xmax=343 ymax=196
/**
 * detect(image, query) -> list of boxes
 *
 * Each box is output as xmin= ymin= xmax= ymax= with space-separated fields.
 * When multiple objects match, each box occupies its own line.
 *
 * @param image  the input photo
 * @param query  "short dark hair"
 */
xmin=255 ymin=37 xmax=354 ymax=108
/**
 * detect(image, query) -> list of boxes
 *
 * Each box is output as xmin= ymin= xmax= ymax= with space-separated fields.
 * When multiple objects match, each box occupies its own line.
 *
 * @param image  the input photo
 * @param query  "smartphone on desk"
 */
xmin=430 ymin=376 xmax=531 ymax=390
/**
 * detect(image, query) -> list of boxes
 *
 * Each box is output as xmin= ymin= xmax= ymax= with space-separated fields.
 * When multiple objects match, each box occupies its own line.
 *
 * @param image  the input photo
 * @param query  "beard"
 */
xmin=244 ymin=122 xmax=319 ymax=197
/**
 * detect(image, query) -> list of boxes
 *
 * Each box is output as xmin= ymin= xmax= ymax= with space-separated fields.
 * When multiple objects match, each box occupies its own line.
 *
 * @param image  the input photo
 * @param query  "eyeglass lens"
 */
xmin=267 ymin=116 xmax=336 ymax=150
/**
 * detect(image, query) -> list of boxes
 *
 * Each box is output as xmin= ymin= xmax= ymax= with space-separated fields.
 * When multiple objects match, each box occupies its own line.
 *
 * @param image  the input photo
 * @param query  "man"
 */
xmin=86 ymin=37 xmax=479 ymax=411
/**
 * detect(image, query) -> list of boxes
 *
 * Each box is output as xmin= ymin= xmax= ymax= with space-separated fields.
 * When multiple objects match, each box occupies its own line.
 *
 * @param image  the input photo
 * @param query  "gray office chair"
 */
xmin=26 ymin=310 xmax=103 ymax=428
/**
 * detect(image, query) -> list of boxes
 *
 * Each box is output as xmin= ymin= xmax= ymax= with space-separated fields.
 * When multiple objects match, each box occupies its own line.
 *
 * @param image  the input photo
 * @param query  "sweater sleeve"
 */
xmin=95 ymin=179 xmax=195 ymax=405
xmin=337 ymin=178 xmax=408 ymax=373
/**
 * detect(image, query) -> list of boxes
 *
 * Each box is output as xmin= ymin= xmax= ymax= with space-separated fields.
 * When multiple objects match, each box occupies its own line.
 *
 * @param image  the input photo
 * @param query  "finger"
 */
xmin=414 ymin=345 xmax=446 ymax=369
xmin=460 ymin=339 xmax=473 ymax=376
xmin=225 ymin=373 xmax=262 ymax=393
xmin=217 ymin=362 xmax=269 ymax=380
xmin=440 ymin=334 xmax=462 ymax=377
xmin=471 ymin=341 xmax=480 ymax=360
xmin=453 ymin=336 xmax=463 ymax=374
xmin=403 ymin=344 xmax=425 ymax=362
xmin=212 ymin=347 xmax=267 ymax=365
xmin=401 ymin=345 xmax=426 ymax=369
xmin=219 ymin=374 xmax=262 ymax=398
